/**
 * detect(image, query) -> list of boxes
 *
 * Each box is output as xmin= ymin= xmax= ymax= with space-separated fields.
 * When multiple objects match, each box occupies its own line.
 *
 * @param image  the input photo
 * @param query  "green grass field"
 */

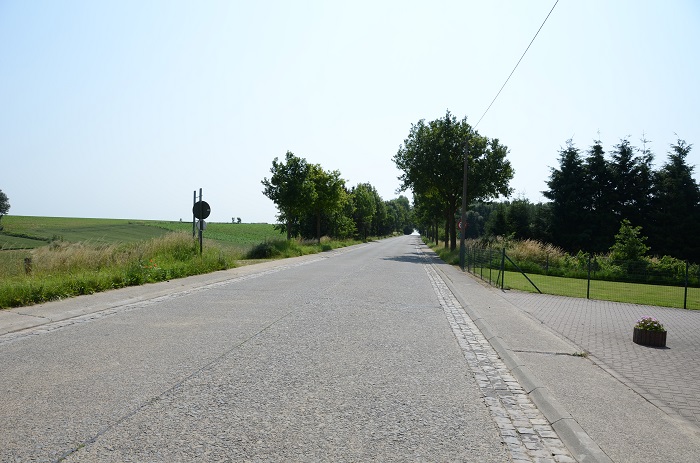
xmin=496 ymin=270 xmax=700 ymax=309
xmin=0 ymin=216 xmax=281 ymax=250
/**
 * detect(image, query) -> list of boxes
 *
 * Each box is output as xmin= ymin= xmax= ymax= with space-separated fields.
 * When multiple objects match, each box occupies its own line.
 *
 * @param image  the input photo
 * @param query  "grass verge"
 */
xmin=425 ymin=239 xmax=700 ymax=309
xmin=0 ymin=229 xmax=362 ymax=309
xmin=0 ymin=232 xmax=233 ymax=309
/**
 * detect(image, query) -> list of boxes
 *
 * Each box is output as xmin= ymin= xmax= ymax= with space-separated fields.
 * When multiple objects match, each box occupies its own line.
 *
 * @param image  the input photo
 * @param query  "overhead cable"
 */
xmin=474 ymin=0 xmax=559 ymax=129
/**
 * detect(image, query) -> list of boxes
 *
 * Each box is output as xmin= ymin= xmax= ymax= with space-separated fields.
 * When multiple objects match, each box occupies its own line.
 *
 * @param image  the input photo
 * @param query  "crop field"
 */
xmin=0 ymin=216 xmax=169 ymax=249
xmin=151 ymin=221 xmax=283 ymax=249
xmin=0 ymin=216 xmax=281 ymax=250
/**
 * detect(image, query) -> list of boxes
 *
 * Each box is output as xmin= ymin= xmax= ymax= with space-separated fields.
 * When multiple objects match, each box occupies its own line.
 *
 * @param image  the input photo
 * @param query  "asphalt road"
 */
xmin=0 ymin=236 xmax=511 ymax=462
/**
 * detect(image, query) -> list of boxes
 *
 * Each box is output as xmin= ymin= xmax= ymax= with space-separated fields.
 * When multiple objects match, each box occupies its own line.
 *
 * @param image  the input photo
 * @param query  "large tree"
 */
xmin=261 ymin=151 xmax=314 ymax=240
xmin=351 ymin=183 xmax=377 ymax=240
xmin=583 ymin=139 xmax=616 ymax=252
xmin=649 ymin=139 xmax=700 ymax=261
xmin=543 ymin=140 xmax=590 ymax=252
xmin=393 ymin=110 xmax=513 ymax=250
xmin=609 ymin=138 xmax=653 ymax=227
xmin=307 ymin=164 xmax=345 ymax=244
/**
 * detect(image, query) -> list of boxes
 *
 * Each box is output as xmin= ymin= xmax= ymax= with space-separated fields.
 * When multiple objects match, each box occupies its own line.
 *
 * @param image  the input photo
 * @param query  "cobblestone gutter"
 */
xmin=425 ymin=262 xmax=576 ymax=463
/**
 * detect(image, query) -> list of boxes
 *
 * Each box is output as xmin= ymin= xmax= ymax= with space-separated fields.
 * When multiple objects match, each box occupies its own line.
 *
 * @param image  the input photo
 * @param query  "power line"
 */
xmin=474 ymin=0 xmax=559 ymax=129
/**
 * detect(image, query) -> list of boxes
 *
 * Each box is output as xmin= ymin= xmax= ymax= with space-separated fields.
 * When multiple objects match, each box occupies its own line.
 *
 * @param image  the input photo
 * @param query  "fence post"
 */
xmin=465 ymin=245 xmax=469 ymax=272
xmin=685 ymin=260 xmax=689 ymax=310
xmin=587 ymin=254 xmax=592 ymax=300
xmin=480 ymin=248 xmax=484 ymax=280
xmin=500 ymin=247 xmax=506 ymax=290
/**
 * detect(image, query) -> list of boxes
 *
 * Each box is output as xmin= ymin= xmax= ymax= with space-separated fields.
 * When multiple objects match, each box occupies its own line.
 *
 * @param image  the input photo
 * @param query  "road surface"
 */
xmin=1 ymin=236 xmax=571 ymax=462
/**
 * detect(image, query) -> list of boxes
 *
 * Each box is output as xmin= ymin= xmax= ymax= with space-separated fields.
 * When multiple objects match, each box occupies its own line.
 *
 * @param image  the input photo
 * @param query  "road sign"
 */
xmin=193 ymin=201 xmax=211 ymax=220
xmin=197 ymin=220 xmax=207 ymax=231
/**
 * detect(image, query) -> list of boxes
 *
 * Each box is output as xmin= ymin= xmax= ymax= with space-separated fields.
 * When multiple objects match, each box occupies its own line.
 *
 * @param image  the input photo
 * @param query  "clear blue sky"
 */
xmin=2 ymin=1 xmax=698 ymax=223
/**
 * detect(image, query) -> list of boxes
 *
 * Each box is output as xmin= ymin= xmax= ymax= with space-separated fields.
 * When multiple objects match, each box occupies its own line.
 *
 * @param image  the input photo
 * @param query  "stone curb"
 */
xmin=429 ymin=257 xmax=613 ymax=463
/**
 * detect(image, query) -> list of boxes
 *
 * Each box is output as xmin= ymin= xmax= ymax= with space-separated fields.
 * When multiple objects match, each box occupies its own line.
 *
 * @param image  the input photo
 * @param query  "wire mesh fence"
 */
xmin=465 ymin=245 xmax=700 ymax=310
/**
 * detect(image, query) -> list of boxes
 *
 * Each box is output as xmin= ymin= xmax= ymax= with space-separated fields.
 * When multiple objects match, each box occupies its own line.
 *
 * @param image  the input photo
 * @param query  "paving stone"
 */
xmin=424 ymin=263 xmax=575 ymax=463
xmin=500 ymin=290 xmax=700 ymax=429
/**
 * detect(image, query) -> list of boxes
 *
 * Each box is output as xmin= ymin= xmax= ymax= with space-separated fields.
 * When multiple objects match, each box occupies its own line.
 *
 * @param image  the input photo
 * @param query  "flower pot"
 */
xmin=633 ymin=327 xmax=667 ymax=347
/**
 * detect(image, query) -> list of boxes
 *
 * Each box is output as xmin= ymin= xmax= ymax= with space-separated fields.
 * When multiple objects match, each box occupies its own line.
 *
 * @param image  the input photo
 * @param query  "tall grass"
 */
xmin=0 ymin=231 xmax=362 ymax=309
xmin=0 ymin=232 xmax=237 ymax=309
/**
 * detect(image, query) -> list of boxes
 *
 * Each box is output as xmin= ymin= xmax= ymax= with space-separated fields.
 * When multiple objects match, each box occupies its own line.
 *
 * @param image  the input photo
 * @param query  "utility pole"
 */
xmin=459 ymin=141 xmax=469 ymax=271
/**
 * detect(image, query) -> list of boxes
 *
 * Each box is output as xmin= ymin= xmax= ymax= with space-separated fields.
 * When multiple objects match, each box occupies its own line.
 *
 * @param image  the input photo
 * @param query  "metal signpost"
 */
xmin=192 ymin=188 xmax=211 ymax=256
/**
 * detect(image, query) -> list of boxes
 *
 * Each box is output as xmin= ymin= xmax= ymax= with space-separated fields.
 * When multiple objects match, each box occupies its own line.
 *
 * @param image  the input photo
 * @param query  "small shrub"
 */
xmin=246 ymin=241 xmax=278 ymax=259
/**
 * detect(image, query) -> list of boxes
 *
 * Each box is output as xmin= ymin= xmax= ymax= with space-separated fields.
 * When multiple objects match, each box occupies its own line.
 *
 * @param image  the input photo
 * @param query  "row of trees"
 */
xmin=544 ymin=137 xmax=699 ymax=261
xmin=262 ymin=152 xmax=413 ymax=242
xmin=461 ymin=137 xmax=700 ymax=262
xmin=264 ymin=113 xmax=699 ymax=265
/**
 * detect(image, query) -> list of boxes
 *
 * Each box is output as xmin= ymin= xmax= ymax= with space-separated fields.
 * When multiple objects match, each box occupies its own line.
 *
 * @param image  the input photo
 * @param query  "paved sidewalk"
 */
xmin=500 ymin=290 xmax=700 ymax=427
xmin=431 ymin=249 xmax=700 ymax=463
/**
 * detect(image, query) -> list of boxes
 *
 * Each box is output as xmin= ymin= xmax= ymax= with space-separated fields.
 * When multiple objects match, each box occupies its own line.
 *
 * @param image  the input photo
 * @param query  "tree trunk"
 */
xmin=316 ymin=212 xmax=321 ymax=244
xmin=444 ymin=213 xmax=449 ymax=249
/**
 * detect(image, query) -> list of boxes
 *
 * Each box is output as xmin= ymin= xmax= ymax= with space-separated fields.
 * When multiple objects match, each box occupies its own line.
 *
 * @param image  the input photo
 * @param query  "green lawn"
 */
xmin=501 ymin=270 xmax=700 ymax=309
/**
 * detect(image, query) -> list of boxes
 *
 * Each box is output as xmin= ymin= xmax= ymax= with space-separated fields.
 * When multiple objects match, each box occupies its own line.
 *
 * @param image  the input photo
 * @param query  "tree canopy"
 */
xmin=540 ymin=136 xmax=700 ymax=261
xmin=261 ymin=151 xmax=315 ymax=240
xmin=543 ymin=140 xmax=589 ymax=251
xmin=393 ymin=110 xmax=513 ymax=250
xmin=648 ymin=139 xmax=700 ymax=260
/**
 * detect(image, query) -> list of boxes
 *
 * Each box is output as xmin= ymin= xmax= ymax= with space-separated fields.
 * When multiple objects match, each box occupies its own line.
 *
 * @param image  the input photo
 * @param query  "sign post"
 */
xmin=192 ymin=189 xmax=211 ymax=256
